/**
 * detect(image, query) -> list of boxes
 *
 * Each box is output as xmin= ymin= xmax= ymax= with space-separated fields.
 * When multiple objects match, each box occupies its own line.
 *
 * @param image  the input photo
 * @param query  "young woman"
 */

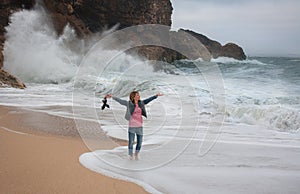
xmin=105 ymin=91 xmax=163 ymax=159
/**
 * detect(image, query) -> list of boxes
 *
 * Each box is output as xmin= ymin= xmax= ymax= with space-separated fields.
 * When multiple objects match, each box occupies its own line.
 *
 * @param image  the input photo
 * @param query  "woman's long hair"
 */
xmin=129 ymin=91 xmax=139 ymax=103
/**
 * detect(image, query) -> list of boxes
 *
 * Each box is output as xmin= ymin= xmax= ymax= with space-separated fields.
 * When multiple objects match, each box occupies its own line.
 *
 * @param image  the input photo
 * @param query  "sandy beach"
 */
xmin=0 ymin=105 xmax=148 ymax=194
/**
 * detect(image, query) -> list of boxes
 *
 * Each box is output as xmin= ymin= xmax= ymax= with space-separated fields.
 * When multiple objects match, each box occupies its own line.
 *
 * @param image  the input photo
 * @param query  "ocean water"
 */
xmin=1 ymin=5 xmax=300 ymax=194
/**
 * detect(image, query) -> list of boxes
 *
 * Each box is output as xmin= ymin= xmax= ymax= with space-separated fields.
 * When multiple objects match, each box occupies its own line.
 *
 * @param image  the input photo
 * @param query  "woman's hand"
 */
xmin=105 ymin=94 xmax=113 ymax=98
xmin=156 ymin=93 xmax=163 ymax=97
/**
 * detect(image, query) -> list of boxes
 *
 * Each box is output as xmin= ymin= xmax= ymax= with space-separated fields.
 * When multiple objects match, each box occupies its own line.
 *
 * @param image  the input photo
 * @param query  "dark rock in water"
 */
xmin=0 ymin=69 xmax=26 ymax=89
xmin=182 ymin=29 xmax=246 ymax=60
xmin=181 ymin=29 xmax=222 ymax=58
xmin=126 ymin=28 xmax=246 ymax=63
xmin=219 ymin=43 xmax=246 ymax=60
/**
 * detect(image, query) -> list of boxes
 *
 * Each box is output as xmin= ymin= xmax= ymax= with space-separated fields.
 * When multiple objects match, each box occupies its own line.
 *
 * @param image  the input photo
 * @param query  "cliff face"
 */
xmin=0 ymin=0 xmax=246 ymax=88
xmin=42 ymin=0 xmax=173 ymax=36
xmin=41 ymin=0 xmax=245 ymax=61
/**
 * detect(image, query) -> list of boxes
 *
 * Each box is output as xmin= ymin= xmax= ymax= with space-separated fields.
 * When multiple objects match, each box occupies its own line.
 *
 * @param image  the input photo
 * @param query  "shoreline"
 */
xmin=0 ymin=105 xmax=148 ymax=194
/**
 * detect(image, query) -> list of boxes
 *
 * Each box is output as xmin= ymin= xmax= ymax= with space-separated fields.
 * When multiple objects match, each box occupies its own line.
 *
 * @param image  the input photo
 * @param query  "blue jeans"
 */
xmin=128 ymin=128 xmax=143 ymax=156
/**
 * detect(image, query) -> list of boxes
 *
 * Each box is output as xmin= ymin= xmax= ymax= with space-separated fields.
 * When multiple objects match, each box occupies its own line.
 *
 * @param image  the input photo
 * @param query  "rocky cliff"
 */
xmin=42 ymin=0 xmax=173 ymax=37
xmin=0 ymin=69 xmax=26 ymax=88
xmin=0 ymin=0 xmax=246 ymax=88
xmin=40 ymin=0 xmax=245 ymax=61
xmin=183 ymin=29 xmax=246 ymax=60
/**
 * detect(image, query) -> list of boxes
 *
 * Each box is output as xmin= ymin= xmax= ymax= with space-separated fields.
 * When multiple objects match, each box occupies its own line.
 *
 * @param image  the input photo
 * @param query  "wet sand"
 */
xmin=0 ymin=105 xmax=147 ymax=194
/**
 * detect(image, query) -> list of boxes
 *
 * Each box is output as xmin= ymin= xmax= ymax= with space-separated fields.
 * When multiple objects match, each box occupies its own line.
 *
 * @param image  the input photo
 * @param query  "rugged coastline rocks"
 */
xmin=0 ymin=0 xmax=246 ymax=88
xmin=183 ymin=29 xmax=246 ymax=60
xmin=0 ymin=69 xmax=26 ymax=88
xmin=42 ymin=0 xmax=173 ymax=37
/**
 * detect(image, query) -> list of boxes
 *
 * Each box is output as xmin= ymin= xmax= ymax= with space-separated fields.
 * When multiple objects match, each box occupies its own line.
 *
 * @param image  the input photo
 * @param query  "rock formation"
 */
xmin=41 ymin=0 xmax=245 ymax=61
xmin=183 ymin=29 xmax=246 ymax=60
xmin=40 ymin=0 xmax=245 ymax=61
xmin=0 ymin=0 xmax=247 ymax=88
xmin=219 ymin=43 xmax=246 ymax=60
xmin=0 ymin=69 xmax=26 ymax=88
xmin=42 ymin=0 xmax=173 ymax=37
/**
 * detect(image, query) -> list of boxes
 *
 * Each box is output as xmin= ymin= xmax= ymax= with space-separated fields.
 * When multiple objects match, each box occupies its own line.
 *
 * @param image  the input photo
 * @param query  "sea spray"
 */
xmin=3 ymin=4 xmax=155 ymax=88
xmin=3 ymin=5 xmax=80 ymax=83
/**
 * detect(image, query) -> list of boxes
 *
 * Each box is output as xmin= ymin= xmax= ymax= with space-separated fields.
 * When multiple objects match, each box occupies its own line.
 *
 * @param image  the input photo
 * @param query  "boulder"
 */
xmin=0 ymin=69 xmax=26 ymax=89
xmin=220 ymin=43 xmax=246 ymax=60
xmin=181 ymin=29 xmax=246 ymax=60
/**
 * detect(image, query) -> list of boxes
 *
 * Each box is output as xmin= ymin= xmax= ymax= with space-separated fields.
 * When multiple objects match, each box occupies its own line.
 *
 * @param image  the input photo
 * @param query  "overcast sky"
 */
xmin=170 ymin=0 xmax=300 ymax=57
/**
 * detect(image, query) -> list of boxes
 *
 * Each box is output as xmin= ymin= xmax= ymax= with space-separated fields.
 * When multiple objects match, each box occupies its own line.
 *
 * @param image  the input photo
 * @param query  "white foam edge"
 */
xmin=79 ymin=152 xmax=163 ymax=194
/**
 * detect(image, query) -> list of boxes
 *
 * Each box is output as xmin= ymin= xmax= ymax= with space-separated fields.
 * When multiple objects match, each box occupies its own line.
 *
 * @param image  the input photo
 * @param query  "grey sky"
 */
xmin=170 ymin=0 xmax=300 ymax=57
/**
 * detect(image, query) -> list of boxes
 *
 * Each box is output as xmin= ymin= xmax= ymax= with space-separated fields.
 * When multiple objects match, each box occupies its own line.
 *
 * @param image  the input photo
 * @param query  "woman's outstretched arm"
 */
xmin=105 ymin=94 xmax=127 ymax=106
xmin=143 ymin=93 xmax=163 ymax=105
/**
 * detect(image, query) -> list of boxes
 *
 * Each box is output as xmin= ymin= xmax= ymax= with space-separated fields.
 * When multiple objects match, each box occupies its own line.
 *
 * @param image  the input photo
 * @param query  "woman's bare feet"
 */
xmin=134 ymin=152 xmax=139 ymax=160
